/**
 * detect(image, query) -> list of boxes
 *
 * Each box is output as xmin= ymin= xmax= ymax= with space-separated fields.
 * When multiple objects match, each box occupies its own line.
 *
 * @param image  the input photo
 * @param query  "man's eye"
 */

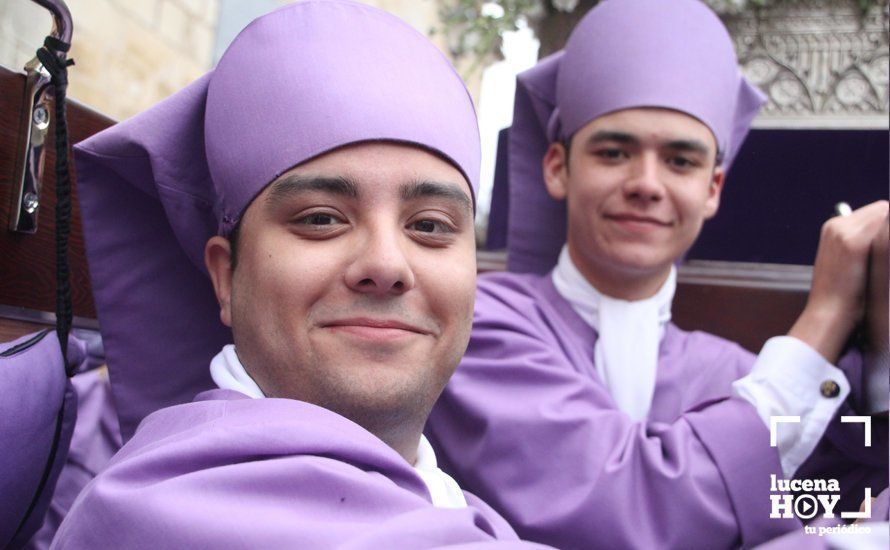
xmin=408 ymin=217 xmax=456 ymax=236
xmin=299 ymin=213 xmax=341 ymax=225
xmin=667 ymin=156 xmax=697 ymax=169
xmin=289 ymin=210 xmax=348 ymax=239
xmin=412 ymin=219 xmax=441 ymax=233
xmin=595 ymin=148 xmax=627 ymax=160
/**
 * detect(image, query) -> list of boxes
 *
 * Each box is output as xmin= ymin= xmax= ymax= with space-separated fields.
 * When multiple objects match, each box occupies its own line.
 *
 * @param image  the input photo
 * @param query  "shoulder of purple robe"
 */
xmin=0 ymin=331 xmax=82 ymax=548
xmin=52 ymin=390 xmax=546 ymax=549
xmin=428 ymin=271 xmax=798 ymax=549
xmin=27 ymin=368 xmax=121 ymax=550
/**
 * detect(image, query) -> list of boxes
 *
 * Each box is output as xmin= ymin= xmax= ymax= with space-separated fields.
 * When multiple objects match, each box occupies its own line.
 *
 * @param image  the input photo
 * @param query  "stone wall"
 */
xmin=723 ymin=0 xmax=889 ymax=129
xmin=1 ymin=0 xmax=219 ymax=121
xmin=0 ymin=0 xmax=477 ymax=121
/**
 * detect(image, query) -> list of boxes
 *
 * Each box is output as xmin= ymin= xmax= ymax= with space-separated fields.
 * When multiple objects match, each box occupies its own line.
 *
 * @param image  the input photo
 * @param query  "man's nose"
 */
xmin=622 ymin=154 xmax=665 ymax=203
xmin=344 ymin=224 xmax=415 ymax=296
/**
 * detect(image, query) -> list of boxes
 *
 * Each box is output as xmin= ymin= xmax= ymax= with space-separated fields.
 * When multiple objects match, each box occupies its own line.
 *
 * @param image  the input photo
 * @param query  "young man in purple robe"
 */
xmin=426 ymin=0 xmax=889 ymax=548
xmin=46 ymin=2 xmax=548 ymax=548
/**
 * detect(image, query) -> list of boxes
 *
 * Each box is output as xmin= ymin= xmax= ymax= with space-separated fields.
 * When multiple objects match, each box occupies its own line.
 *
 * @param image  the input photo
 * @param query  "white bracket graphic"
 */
xmin=841 ymin=487 xmax=872 ymax=520
xmin=840 ymin=416 xmax=872 ymax=447
xmin=769 ymin=416 xmax=801 ymax=447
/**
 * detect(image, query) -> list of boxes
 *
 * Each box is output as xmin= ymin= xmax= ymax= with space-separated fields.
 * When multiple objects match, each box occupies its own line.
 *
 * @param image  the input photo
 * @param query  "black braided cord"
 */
xmin=5 ymin=38 xmax=78 ymax=548
xmin=35 ymin=37 xmax=75 ymax=376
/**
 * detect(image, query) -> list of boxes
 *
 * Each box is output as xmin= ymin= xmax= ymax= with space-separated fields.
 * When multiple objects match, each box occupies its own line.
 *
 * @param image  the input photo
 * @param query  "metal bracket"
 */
xmin=8 ymin=0 xmax=72 ymax=234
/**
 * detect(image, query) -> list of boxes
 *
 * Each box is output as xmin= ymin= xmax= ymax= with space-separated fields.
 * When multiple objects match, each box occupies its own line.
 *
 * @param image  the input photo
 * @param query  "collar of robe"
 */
xmin=209 ymin=345 xmax=467 ymax=508
xmin=551 ymin=246 xmax=676 ymax=421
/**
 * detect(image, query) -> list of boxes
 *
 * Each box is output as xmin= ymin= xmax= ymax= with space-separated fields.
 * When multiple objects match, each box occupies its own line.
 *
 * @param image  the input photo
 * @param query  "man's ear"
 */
xmin=205 ymin=236 xmax=234 ymax=327
xmin=543 ymin=142 xmax=570 ymax=201
xmin=703 ymin=167 xmax=725 ymax=220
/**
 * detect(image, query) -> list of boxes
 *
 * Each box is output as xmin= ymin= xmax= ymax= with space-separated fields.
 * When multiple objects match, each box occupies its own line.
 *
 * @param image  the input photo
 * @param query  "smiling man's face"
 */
xmin=543 ymin=108 xmax=724 ymax=293
xmin=205 ymin=142 xmax=476 ymax=454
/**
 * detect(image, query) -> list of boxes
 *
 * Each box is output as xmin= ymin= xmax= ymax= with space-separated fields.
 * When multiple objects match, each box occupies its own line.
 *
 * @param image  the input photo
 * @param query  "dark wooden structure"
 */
xmin=0 ymin=64 xmax=112 ymax=342
xmin=478 ymin=252 xmax=809 ymax=354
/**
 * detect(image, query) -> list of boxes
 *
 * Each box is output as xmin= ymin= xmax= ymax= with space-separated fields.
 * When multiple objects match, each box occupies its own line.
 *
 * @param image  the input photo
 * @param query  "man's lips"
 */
xmin=319 ymin=318 xmax=432 ymax=341
xmin=604 ymin=212 xmax=672 ymax=234
xmin=605 ymin=212 xmax=671 ymax=226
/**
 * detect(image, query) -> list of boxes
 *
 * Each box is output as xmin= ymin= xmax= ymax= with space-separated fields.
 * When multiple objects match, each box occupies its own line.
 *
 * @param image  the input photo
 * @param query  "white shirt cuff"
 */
xmin=732 ymin=336 xmax=849 ymax=478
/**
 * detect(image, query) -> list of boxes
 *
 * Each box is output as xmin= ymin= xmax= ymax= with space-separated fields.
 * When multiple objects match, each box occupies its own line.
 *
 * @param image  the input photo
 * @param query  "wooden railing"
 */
xmin=480 ymin=251 xmax=810 ymax=353
xmin=0 ymin=65 xmax=112 ymax=328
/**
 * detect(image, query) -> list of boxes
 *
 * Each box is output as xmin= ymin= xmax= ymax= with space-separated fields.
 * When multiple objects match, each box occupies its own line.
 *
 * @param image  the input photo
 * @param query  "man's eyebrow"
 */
xmin=586 ymin=131 xmax=712 ymax=157
xmin=400 ymin=180 xmax=473 ymax=214
xmin=585 ymin=130 xmax=639 ymax=146
xmin=664 ymin=139 xmax=711 ymax=156
xmin=264 ymin=174 xmax=359 ymax=205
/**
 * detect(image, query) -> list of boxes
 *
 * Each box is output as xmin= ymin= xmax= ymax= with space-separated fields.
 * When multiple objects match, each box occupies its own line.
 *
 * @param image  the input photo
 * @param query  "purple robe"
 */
xmin=27 ymin=369 xmax=121 ymax=549
xmin=0 ymin=331 xmax=77 ymax=548
xmin=427 ymin=272 xmax=887 ymax=549
xmin=52 ymin=389 xmax=548 ymax=549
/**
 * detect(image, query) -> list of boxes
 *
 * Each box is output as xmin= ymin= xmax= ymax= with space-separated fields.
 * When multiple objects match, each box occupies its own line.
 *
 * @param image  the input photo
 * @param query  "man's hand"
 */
xmin=789 ymin=200 xmax=890 ymax=363
xmin=863 ymin=210 xmax=889 ymax=413
xmin=865 ymin=211 xmax=889 ymax=356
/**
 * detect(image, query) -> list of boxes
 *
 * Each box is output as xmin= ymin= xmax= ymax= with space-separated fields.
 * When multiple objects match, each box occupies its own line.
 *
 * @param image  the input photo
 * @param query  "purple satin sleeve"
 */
xmin=51 ymin=390 xmax=548 ymax=549
xmin=26 ymin=368 xmax=121 ymax=550
xmin=427 ymin=273 xmax=799 ymax=549
xmin=0 ymin=331 xmax=80 ymax=548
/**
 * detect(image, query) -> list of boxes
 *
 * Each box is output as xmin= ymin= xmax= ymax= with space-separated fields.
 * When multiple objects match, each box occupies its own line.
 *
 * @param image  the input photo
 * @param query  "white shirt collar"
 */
xmin=209 ymin=345 xmax=467 ymax=508
xmin=552 ymin=245 xmax=676 ymax=420
xmin=210 ymin=344 xmax=265 ymax=399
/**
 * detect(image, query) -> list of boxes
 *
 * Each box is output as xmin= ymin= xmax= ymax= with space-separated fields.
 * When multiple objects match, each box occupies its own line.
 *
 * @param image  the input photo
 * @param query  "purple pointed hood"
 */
xmin=507 ymin=0 xmax=766 ymax=273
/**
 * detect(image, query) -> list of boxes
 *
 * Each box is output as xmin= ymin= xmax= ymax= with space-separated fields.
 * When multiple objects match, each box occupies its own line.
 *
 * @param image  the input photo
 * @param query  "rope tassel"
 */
xmin=35 ymin=36 xmax=75 ymax=376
